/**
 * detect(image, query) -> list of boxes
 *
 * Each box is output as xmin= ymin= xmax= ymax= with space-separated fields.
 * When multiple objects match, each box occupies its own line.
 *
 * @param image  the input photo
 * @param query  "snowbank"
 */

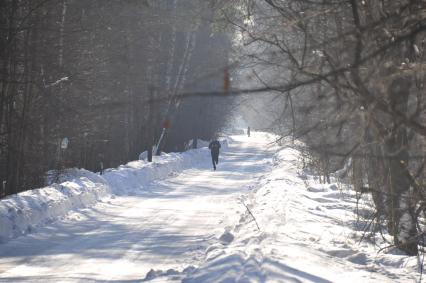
xmin=182 ymin=145 xmax=419 ymax=282
xmin=0 ymin=141 xmax=228 ymax=243
xmin=0 ymin=170 xmax=110 ymax=242
xmin=104 ymin=147 xmax=211 ymax=195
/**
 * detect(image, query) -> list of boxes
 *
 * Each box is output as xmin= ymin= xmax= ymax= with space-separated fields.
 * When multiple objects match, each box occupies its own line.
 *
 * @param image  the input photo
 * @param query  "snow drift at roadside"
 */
xmin=0 ymin=141 xmax=228 ymax=243
xmin=182 ymin=144 xmax=419 ymax=283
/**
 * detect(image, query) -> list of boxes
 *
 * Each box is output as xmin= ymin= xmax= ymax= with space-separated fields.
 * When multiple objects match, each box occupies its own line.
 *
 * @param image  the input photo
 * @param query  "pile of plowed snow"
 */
xmin=181 ymin=144 xmax=419 ymax=283
xmin=0 ymin=141 xmax=228 ymax=242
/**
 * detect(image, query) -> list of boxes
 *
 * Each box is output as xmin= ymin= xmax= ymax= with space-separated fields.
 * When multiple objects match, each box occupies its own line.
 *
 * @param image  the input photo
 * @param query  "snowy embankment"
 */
xmin=0 ymin=141 xmax=226 ymax=243
xmin=181 ymin=145 xmax=419 ymax=283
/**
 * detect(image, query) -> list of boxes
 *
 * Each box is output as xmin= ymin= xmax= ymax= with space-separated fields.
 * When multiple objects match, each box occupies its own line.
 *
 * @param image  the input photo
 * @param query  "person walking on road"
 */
xmin=208 ymin=139 xmax=221 ymax=171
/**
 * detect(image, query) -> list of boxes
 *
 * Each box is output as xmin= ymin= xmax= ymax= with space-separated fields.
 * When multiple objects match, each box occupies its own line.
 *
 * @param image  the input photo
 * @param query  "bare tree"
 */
xmin=225 ymin=0 xmax=426 ymax=255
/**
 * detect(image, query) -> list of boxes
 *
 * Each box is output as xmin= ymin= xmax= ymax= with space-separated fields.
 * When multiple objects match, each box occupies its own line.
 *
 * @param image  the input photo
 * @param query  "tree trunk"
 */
xmin=385 ymin=75 xmax=418 ymax=255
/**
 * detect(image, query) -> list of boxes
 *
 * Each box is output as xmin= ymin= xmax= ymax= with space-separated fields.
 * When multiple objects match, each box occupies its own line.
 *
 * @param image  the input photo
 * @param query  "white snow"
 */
xmin=0 ymin=170 xmax=110 ymax=242
xmin=0 ymin=133 xmax=420 ymax=282
xmin=0 ymin=143 xmax=227 ymax=242
xmin=182 ymin=143 xmax=419 ymax=282
xmin=45 ymin=76 xmax=69 ymax=88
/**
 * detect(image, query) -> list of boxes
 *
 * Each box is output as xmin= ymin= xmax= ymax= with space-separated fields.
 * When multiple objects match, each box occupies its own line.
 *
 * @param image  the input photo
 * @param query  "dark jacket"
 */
xmin=208 ymin=140 xmax=221 ymax=154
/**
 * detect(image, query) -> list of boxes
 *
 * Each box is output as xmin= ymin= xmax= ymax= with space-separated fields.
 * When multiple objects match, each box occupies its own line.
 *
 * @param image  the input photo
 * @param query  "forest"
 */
xmin=0 ymin=0 xmax=234 ymax=197
xmin=231 ymin=0 xmax=426 ymax=256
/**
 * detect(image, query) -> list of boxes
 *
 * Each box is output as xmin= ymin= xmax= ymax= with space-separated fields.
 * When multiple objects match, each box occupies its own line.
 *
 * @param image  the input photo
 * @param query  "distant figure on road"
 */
xmin=208 ymin=139 xmax=221 ymax=171
xmin=247 ymin=126 xmax=251 ymax=137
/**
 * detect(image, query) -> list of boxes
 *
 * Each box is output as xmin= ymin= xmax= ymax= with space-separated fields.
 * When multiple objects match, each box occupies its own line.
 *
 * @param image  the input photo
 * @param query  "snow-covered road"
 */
xmin=0 ymin=133 xmax=419 ymax=282
xmin=0 ymin=134 xmax=275 ymax=282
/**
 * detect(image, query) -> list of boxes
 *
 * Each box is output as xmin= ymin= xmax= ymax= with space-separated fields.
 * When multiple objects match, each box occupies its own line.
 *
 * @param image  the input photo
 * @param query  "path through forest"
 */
xmin=0 ymin=134 xmax=275 ymax=282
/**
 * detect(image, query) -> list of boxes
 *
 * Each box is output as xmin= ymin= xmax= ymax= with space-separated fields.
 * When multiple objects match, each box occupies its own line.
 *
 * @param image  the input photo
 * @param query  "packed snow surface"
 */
xmin=0 ymin=133 xmax=420 ymax=282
